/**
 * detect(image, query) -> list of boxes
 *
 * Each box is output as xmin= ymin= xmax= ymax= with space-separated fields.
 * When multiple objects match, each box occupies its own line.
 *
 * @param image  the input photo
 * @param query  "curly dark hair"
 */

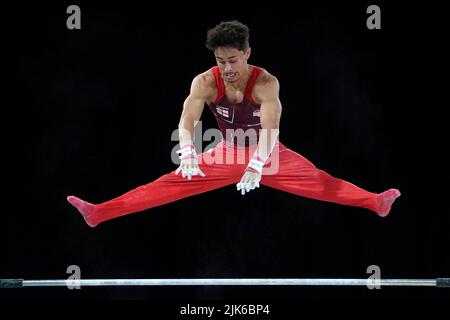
xmin=206 ymin=20 xmax=250 ymax=52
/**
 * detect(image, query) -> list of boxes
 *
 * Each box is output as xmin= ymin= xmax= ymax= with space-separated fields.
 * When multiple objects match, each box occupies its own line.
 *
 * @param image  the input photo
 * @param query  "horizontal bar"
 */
xmin=2 ymin=278 xmax=449 ymax=288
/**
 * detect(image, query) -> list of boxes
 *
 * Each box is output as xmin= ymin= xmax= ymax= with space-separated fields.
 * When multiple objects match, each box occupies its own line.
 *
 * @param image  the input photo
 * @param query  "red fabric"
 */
xmin=68 ymin=142 xmax=397 ymax=227
xmin=244 ymin=66 xmax=263 ymax=105
xmin=211 ymin=66 xmax=263 ymax=106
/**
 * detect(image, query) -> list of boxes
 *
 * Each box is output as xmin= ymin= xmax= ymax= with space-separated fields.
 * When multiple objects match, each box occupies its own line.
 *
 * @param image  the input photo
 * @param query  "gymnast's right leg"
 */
xmin=67 ymin=151 xmax=244 ymax=227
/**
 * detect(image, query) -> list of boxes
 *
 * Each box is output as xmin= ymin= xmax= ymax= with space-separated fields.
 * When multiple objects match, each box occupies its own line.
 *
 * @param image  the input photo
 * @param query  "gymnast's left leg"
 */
xmin=260 ymin=145 xmax=400 ymax=216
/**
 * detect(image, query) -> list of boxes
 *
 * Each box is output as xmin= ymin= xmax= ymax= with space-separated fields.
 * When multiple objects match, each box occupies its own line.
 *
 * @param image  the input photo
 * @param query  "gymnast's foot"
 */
xmin=67 ymin=195 xmax=98 ymax=227
xmin=376 ymin=189 xmax=401 ymax=217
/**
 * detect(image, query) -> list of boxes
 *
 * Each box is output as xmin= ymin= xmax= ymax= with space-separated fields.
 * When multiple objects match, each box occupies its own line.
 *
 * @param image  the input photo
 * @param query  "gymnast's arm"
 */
xmin=178 ymin=73 xmax=213 ymax=146
xmin=236 ymin=73 xmax=281 ymax=195
xmin=176 ymin=73 xmax=213 ymax=179
xmin=253 ymin=73 xmax=282 ymax=162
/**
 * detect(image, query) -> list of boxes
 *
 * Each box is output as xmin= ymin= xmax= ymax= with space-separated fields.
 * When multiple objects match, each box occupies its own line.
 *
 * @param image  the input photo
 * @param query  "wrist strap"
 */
xmin=246 ymin=155 xmax=265 ymax=174
xmin=177 ymin=144 xmax=196 ymax=160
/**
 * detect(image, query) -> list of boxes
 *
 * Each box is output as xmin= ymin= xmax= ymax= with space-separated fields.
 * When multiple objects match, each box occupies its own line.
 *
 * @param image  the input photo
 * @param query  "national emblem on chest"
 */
xmin=215 ymin=105 xmax=235 ymax=123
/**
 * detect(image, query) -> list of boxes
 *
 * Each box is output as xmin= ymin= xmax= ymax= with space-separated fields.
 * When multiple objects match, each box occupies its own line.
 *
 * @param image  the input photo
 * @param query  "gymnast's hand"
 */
xmin=236 ymin=155 xmax=265 ymax=195
xmin=236 ymin=169 xmax=261 ymax=195
xmin=175 ymin=144 xmax=206 ymax=180
xmin=175 ymin=157 xmax=206 ymax=180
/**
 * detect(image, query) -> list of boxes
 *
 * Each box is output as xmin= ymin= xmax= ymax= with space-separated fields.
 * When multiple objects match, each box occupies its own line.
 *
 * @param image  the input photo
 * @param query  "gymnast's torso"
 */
xmin=206 ymin=65 xmax=265 ymax=146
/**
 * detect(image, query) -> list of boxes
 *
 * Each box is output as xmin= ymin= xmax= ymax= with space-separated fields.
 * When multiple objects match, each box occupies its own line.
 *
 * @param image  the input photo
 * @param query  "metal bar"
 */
xmin=0 ymin=278 xmax=446 ymax=288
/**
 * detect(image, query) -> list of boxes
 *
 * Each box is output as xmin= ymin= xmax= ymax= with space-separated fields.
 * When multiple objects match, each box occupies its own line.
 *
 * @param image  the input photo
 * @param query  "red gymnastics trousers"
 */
xmin=67 ymin=141 xmax=400 ymax=227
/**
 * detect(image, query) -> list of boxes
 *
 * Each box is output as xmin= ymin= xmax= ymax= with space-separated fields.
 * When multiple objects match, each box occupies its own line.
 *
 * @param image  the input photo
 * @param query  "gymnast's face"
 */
xmin=214 ymin=47 xmax=251 ymax=83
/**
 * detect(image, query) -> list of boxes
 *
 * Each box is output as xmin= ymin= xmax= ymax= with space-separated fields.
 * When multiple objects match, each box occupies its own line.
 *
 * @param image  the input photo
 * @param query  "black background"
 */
xmin=2 ymin=0 xmax=449 ymax=310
